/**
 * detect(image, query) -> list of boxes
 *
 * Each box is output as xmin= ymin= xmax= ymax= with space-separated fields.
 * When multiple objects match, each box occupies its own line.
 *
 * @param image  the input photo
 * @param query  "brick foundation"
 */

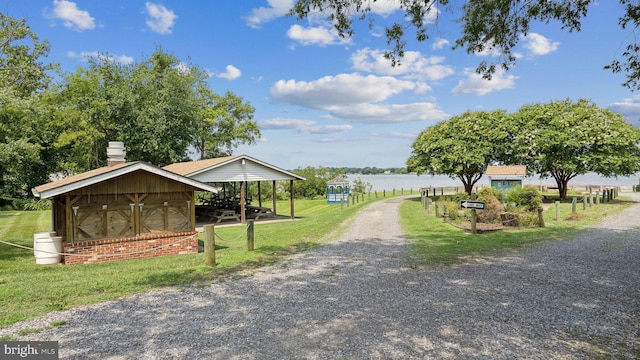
xmin=62 ymin=231 xmax=199 ymax=265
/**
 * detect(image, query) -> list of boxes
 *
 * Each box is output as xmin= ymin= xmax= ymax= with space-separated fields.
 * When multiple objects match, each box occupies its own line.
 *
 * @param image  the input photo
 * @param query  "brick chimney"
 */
xmin=106 ymin=141 xmax=126 ymax=167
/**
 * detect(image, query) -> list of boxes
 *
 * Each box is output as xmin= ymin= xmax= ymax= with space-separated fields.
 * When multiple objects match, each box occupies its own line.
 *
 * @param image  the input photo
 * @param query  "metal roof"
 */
xmin=32 ymin=161 xmax=220 ymax=199
xmin=163 ymin=154 xmax=306 ymax=182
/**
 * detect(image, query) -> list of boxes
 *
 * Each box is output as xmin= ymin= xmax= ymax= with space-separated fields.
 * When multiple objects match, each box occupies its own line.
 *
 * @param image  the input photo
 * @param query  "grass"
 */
xmin=0 ymin=191 xmax=405 ymax=328
xmin=400 ymin=195 xmax=634 ymax=267
xmin=0 ymin=190 xmax=632 ymax=329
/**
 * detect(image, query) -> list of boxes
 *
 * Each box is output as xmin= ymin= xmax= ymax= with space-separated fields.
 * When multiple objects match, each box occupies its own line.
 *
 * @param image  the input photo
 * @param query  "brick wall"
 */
xmin=63 ymin=231 xmax=199 ymax=265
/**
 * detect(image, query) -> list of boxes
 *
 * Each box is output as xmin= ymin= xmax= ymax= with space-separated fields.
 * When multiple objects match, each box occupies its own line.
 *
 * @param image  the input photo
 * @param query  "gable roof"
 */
xmin=32 ymin=161 xmax=219 ymax=199
xmin=163 ymin=154 xmax=306 ymax=182
xmin=486 ymin=165 xmax=527 ymax=176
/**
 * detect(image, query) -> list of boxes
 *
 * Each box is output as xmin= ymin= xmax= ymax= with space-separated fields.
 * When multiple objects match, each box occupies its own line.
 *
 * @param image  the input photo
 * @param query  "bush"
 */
xmin=476 ymin=195 xmax=504 ymax=223
xmin=22 ymin=198 xmax=52 ymax=211
xmin=516 ymin=211 xmax=540 ymax=227
xmin=507 ymin=186 xmax=542 ymax=212
xmin=477 ymin=187 xmax=504 ymax=202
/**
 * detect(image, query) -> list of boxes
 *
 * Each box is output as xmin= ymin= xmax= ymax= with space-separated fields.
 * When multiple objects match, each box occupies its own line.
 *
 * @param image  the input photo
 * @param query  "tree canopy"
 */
xmin=408 ymin=99 xmax=640 ymax=199
xmin=512 ymin=99 xmax=640 ymax=199
xmin=0 ymin=14 xmax=261 ymax=202
xmin=407 ymin=110 xmax=512 ymax=195
xmin=289 ymin=0 xmax=640 ymax=90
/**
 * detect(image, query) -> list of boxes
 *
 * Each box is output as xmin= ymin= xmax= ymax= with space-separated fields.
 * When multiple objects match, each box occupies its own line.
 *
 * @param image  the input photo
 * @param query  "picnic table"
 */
xmin=212 ymin=209 xmax=240 ymax=223
xmin=246 ymin=205 xmax=275 ymax=220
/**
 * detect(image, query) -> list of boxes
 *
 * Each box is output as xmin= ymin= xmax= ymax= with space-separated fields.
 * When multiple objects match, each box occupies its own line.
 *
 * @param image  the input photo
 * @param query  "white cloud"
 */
xmin=67 ymin=51 xmax=134 ymax=64
xmin=52 ymin=0 xmax=95 ymax=31
xmin=271 ymin=73 xmax=418 ymax=108
xmin=350 ymin=48 xmax=454 ymax=81
xmin=523 ymin=33 xmax=559 ymax=56
xmin=287 ymin=24 xmax=352 ymax=47
xmin=245 ymin=0 xmax=294 ymax=28
xmin=325 ymin=102 xmax=448 ymax=123
xmin=214 ymin=65 xmax=242 ymax=80
xmin=270 ymin=73 xmax=448 ymax=123
xmin=451 ymin=68 xmax=518 ymax=96
xmin=432 ymin=38 xmax=450 ymax=50
xmin=609 ymin=95 xmax=640 ymax=124
xmin=145 ymin=2 xmax=177 ymax=34
xmin=260 ymin=118 xmax=353 ymax=134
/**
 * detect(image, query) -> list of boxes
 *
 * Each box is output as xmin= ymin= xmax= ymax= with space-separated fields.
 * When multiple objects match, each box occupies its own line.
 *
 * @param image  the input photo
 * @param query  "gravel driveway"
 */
xmin=2 ymin=194 xmax=639 ymax=359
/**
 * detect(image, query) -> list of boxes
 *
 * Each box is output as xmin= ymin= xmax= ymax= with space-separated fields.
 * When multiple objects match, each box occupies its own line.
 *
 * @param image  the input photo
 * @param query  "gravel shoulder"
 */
xmin=2 ymin=194 xmax=639 ymax=359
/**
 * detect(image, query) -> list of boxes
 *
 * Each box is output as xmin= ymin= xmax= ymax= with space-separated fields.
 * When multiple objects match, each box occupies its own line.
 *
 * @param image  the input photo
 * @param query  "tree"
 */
xmin=289 ymin=1 xmax=640 ymax=90
xmin=193 ymin=88 xmax=260 ymax=159
xmin=407 ymin=110 xmax=512 ymax=195
xmin=291 ymin=166 xmax=345 ymax=199
xmin=50 ymin=48 xmax=258 ymax=170
xmin=0 ymin=14 xmax=57 ymax=199
xmin=0 ymin=13 xmax=56 ymax=96
xmin=512 ymin=99 xmax=640 ymax=199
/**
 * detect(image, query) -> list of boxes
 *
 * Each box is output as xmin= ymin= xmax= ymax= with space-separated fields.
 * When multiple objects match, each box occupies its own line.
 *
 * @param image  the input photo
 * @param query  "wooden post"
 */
xmin=435 ymin=203 xmax=440 ymax=217
xmin=247 ymin=220 xmax=254 ymax=251
xmin=555 ymin=201 xmax=560 ymax=221
xmin=572 ymin=197 xmax=577 ymax=213
xmin=582 ymin=196 xmax=587 ymax=210
xmin=289 ymin=180 xmax=295 ymax=219
xmin=471 ymin=209 xmax=477 ymax=234
xmin=272 ymin=180 xmax=277 ymax=215
xmin=596 ymin=191 xmax=600 ymax=205
xmin=204 ymin=224 xmax=216 ymax=267
xmin=538 ymin=207 xmax=545 ymax=227
xmin=383 ymin=190 xmax=386 ymax=197
xmin=589 ymin=194 xmax=593 ymax=207
xmin=426 ymin=198 xmax=431 ymax=214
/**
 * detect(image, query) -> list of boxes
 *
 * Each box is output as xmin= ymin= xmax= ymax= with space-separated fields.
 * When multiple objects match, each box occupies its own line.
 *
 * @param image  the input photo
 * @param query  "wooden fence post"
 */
xmin=435 ymin=203 xmax=440 ymax=217
xmin=572 ymin=197 xmax=577 ymax=213
xmin=204 ymin=224 xmax=216 ymax=267
xmin=555 ymin=201 xmax=560 ymax=221
xmin=247 ymin=220 xmax=254 ymax=251
xmin=471 ymin=209 xmax=477 ymax=234
xmin=538 ymin=207 xmax=545 ymax=227
xmin=582 ymin=196 xmax=587 ymax=210
xmin=596 ymin=191 xmax=600 ymax=205
xmin=426 ymin=198 xmax=432 ymax=214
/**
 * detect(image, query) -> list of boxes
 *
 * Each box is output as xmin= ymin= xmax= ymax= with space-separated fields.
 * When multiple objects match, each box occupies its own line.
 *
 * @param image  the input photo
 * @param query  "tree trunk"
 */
xmin=464 ymin=182 xmax=473 ymax=196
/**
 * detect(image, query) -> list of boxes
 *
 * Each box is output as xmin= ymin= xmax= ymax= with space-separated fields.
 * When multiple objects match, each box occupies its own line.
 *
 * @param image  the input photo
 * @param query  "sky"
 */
xmin=3 ymin=0 xmax=640 ymax=170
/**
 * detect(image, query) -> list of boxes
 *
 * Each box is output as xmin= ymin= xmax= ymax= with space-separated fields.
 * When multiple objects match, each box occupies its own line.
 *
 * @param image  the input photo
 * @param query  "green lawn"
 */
xmin=0 ymin=190 xmax=631 ymax=329
xmin=0 ymin=193 xmax=399 ymax=328
xmin=400 ymin=195 xmax=633 ymax=267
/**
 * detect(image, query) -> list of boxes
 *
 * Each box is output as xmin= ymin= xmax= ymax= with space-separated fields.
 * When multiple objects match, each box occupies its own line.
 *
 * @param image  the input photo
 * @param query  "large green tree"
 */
xmin=512 ymin=99 xmax=640 ymax=199
xmin=289 ymin=0 xmax=640 ymax=90
xmin=0 ymin=14 xmax=58 ymax=199
xmin=407 ymin=110 xmax=512 ymax=195
xmin=0 ymin=13 xmax=56 ymax=96
xmin=51 ymin=48 xmax=258 ymax=170
xmin=193 ymin=88 xmax=260 ymax=159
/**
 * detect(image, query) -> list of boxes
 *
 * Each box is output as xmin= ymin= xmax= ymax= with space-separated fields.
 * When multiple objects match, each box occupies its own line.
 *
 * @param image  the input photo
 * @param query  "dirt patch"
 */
xmin=446 ymin=220 xmax=506 ymax=233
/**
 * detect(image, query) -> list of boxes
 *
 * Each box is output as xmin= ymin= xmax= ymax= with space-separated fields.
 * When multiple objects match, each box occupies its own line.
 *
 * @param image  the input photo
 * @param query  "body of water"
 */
xmin=347 ymin=173 xmax=640 ymax=192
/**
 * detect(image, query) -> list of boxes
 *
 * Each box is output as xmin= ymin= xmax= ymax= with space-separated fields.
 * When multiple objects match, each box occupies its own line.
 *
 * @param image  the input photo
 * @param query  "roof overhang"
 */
xmin=32 ymin=161 xmax=220 ymax=199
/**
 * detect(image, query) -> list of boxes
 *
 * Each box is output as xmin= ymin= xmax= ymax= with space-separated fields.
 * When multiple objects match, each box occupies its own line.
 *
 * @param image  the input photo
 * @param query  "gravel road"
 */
xmin=2 ymin=194 xmax=639 ymax=359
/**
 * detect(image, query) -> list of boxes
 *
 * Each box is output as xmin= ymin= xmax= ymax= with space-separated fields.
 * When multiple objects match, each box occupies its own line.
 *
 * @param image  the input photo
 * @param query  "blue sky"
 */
xmin=4 ymin=1 xmax=640 ymax=170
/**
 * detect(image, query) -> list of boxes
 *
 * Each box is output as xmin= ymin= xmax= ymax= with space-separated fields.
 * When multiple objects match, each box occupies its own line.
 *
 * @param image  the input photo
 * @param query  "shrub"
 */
xmin=507 ymin=186 xmax=542 ymax=212
xmin=22 ymin=199 xmax=52 ymax=211
xmin=476 ymin=195 xmax=504 ymax=223
xmin=516 ymin=211 xmax=540 ymax=227
xmin=477 ymin=187 xmax=504 ymax=202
